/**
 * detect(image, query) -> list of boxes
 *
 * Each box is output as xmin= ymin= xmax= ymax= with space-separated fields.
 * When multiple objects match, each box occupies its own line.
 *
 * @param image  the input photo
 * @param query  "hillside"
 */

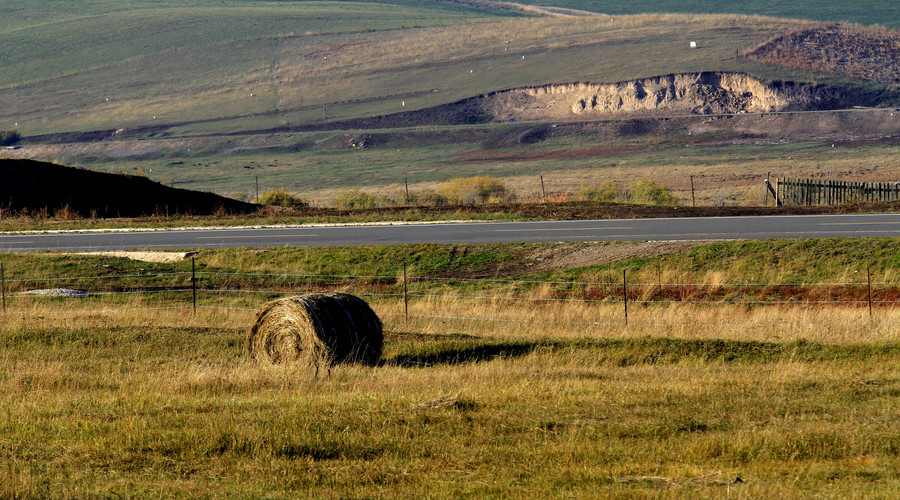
xmin=3 ymin=3 xmax=900 ymax=206
xmin=0 ymin=159 xmax=255 ymax=217
xmin=0 ymin=11 xmax=857 ymax=138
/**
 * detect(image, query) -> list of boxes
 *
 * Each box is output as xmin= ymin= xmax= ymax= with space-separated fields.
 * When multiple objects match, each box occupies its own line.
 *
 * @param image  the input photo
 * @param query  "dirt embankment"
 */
xmin=478 ymin=72 xmax=858 ymax=121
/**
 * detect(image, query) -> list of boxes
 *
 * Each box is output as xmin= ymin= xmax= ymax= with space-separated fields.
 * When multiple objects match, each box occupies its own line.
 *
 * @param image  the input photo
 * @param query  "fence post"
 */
xmin=405 ymin=177 xmax=409 ymax=205
xmin=867 ymin=267 xmax=873 ymax=318
xmin=403 ymin=263 xmax=408 ymax=323
xmin=540 ymin=175 xmax=546 ymax=202
xmin=1 ymin=262 xmax=6 ymax=314
xmin=192 ymin=256 xmax=197 ymax=313
xmin=623 ymin=269 xmax=628 ymax=326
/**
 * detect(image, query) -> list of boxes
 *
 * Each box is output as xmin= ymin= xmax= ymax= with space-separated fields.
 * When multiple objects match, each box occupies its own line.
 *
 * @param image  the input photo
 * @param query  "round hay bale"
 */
xmin=247 ymin=292 xmax=383 ymax=368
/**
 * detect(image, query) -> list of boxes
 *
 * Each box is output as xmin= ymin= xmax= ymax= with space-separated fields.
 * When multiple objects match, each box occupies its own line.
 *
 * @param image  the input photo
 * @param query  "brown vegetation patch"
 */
xmin=744 ymin=24 xmax=900 ymax=85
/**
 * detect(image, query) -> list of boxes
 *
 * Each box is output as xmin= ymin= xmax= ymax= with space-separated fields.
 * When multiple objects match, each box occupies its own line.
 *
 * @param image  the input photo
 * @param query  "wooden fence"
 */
xmin=777 ymin=178 xmax=900 ymax=206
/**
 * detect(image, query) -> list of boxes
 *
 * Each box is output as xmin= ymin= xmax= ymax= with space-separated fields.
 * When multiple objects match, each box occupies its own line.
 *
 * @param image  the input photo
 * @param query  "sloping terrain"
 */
xmin=745 ymin=24 xmax=900 ymax=85
xmin=0 ymin=159 xmax=255 ymax=216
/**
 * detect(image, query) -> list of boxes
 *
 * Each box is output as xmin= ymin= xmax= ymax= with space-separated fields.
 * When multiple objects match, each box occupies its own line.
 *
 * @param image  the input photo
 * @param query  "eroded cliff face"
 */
xmin=478 ymin=72 xmax=854 ymax=121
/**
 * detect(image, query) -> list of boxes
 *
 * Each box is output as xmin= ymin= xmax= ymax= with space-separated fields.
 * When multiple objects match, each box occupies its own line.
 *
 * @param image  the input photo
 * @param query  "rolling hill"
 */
xmin=2 ymin=1 xmax=900 ymax=206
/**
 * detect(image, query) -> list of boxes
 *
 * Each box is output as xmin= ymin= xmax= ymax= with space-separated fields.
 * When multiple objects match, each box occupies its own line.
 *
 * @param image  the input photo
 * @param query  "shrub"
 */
xmin=0 ymin=129 xmax=20 ymax=146
xmin=626 ymin=180 xmax=679 ymax=206
xmin=437 ymin=176 xmax=512 ymax=205
xmin=574 ymin=181 xmax=621 ymax=203
xmin=330 ymin=189 xmax=382 ymax=209
xmin=258 ymin=189 xmax=308 ymax=208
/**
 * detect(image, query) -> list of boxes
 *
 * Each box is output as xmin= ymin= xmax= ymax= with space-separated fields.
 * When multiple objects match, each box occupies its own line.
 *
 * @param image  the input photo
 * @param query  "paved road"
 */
xmin=2 ymin=214 xmax=900 ymax=252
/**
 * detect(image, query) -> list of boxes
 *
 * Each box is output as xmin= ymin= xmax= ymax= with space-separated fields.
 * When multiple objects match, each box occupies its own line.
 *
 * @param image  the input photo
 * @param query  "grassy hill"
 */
xmin=3 ymin=1 xmax=896 ymax=138
xmin=3 ymin=1 xmax=900 ymax=206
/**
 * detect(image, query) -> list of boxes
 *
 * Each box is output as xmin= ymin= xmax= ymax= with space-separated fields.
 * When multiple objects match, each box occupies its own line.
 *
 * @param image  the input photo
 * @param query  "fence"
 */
xmin=1 ymin=261 xmax=897 ymax=330
xmin=777 ymin=177 xmax=900 ymax=206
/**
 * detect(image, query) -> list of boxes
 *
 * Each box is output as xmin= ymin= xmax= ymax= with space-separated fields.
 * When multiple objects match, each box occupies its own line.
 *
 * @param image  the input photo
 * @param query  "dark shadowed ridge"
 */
xmin=0 ymin=159 xmax=257 ymax=217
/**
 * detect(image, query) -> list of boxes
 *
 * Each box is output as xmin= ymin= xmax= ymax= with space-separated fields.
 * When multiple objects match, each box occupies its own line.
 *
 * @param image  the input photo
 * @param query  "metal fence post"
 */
xmin=623 ymin=269 xmax=628 ymax=326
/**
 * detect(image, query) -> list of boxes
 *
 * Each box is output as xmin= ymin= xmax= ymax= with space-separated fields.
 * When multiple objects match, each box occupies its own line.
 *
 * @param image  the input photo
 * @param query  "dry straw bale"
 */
xmin=247 ymin=292 xmax=383 ymax=369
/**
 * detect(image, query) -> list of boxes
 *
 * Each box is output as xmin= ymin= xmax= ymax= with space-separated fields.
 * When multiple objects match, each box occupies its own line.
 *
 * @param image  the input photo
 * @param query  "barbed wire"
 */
xmin=4 ymin=270 xmax=899 ymax=287
xmin=9 ymin=286 xmax=900 ymax=305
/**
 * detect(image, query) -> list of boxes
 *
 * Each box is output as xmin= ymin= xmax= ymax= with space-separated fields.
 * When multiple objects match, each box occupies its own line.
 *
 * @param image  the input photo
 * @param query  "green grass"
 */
xmin=3 ymin=237 xmax=899 ymax=298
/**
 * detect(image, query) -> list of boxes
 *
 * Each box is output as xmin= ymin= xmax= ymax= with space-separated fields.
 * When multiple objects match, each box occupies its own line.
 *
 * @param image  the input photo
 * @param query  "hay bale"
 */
xmin=247 ymin=292 xmax=383 ymax=368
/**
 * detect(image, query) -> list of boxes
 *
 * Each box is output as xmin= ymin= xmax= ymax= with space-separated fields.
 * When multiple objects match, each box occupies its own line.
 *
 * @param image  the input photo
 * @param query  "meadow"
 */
xmin=3 ymin=239 xmax=900 ymax=496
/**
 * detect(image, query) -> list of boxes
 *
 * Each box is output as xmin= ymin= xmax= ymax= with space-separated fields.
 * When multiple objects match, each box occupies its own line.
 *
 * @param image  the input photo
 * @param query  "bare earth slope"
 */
xmin=480 ymin=72 xmax=857 ymax=120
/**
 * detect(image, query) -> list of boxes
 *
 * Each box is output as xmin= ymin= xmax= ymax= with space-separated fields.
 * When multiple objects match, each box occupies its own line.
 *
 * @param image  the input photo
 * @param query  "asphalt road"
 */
xmin=2 ymin=213 xmax=900 ymax=252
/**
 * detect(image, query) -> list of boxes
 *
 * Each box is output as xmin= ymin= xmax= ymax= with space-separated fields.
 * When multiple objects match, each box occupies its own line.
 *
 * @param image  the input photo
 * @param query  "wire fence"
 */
xmin=1 ymin=259 xmax=898 ymax=330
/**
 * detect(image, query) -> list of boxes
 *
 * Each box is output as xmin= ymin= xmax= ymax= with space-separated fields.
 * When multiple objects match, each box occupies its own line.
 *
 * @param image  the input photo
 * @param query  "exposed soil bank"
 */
xmin=483 ymin=72 xmax=858 ymax=120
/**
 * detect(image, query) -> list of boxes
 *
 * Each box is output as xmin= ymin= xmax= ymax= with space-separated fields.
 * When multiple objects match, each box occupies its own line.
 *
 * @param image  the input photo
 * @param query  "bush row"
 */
xmin=255 ymin=177 xmax=678 ymax=209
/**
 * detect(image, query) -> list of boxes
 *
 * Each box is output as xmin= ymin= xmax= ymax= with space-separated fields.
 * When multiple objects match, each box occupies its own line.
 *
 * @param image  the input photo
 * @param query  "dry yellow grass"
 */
xmin=5 ymin=294 xmax=898 ymax=346
xmin=4 ymin=292 xmax=900 ymax=497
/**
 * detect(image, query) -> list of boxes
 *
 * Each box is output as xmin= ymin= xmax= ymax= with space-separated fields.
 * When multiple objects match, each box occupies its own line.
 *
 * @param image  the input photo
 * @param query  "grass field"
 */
xmin=0 ymin=7 xmax=841 ymax=137
xmin=3 ymin=239 xmax=900 ymax=496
